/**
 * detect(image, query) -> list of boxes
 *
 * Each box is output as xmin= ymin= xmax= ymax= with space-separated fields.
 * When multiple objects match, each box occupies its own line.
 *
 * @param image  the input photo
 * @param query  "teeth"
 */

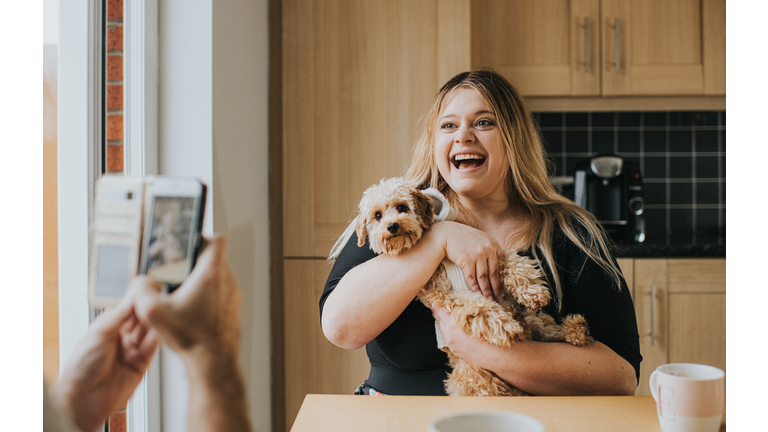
xmin=453 ymin=154 xmax=485 ymax=161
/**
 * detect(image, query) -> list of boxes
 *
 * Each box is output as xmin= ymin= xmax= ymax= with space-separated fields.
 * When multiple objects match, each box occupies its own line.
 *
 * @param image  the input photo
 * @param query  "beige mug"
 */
xmin=649 ymin=363 xmax=724 ymax=432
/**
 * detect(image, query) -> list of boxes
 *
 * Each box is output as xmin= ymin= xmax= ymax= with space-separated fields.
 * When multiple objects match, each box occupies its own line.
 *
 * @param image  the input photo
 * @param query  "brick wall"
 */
xmin=106 ymin=0 xmax=124 ymax=174
xmin=105 ymin=2 xmax=128 ymax=431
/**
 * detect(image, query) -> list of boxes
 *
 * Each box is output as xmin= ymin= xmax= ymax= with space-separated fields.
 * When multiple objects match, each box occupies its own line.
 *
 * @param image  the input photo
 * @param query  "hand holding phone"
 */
xmin=88 ymin=176 xmax=207 ymax=308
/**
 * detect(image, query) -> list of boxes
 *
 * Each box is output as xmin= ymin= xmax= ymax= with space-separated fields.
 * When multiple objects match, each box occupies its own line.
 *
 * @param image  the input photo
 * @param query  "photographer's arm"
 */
xmin=133 ymin=236 xmax=251 ymax=432
xmin=49 ymin=297 xmax=158 ymax=432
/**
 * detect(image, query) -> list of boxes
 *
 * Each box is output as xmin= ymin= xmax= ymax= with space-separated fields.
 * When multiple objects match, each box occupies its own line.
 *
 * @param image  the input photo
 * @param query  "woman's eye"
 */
xmin=397 ymin=205 xmax=408 ymax=213
xmin=375 ymin=211 xmax=382 ymax=221
xmin=476 ymin=119 xmax=494 ymax=127
xmin=440 ymin=122 xmax=456 ymax=130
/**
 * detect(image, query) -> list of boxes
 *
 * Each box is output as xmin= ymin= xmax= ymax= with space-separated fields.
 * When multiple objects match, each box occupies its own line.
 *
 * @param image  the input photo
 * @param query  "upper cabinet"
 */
xmin=472 ymin=0 xmax=601 ymax=96
xmin=471 ymin=0 xmax=725 ymax=100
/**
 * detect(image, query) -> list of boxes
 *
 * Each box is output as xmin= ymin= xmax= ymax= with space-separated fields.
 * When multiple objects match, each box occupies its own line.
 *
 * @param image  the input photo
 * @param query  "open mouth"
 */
xmin=452 ymin=153 xmax=486 ymax=169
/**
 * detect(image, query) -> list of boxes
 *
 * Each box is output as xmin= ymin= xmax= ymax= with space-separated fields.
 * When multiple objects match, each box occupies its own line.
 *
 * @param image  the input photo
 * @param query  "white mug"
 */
xmin=429 ymin=410 xmax=545 ymax=432
xmin=649 ymin=363 xmax=725 ymax=432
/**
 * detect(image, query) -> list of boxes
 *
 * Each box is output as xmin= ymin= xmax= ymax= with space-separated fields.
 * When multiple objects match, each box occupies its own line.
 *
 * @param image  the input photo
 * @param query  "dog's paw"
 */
xmin=561 ymin=314 xmax=594 ymax=346
xmin=500 ymin=253 xmax=551 ymax=310
xmin=451 ymin=297 xmax=528 ymax=348
xmin=514 ymin=282 xmax=551 ymax=310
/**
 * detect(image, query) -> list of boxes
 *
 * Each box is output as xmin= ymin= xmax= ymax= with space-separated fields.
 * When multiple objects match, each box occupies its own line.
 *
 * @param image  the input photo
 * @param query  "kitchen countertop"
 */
xmin=610 ymin=234 xmax=725 ymax=258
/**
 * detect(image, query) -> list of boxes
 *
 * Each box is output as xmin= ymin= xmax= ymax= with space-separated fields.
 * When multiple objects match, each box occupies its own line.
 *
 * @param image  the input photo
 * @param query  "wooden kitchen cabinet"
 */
xmin=282 ymin=259 xmax=370 ymax=430
xmin=471 ymin=0 xmax=601 ymax=96
xmin=471 ymin=0 xmax=725 ymax=98
xmin=601 ymin=0 xmax=725 ymax=96
xmin=631 ymin=258 xmax=726 ymax=396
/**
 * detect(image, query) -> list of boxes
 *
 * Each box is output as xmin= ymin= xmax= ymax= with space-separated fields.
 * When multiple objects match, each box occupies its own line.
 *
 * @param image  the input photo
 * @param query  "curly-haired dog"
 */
xmin=353 ymin=177 xmax=594 ymax=396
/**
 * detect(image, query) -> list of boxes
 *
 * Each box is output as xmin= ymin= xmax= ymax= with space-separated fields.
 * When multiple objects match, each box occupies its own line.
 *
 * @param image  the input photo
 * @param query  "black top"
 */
xmin=320 ymin=229 xmax=642 ymax=396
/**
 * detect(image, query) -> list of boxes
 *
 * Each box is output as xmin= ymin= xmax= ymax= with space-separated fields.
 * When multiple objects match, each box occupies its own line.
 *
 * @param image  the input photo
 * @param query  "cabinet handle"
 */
xmin=650 ymin=284 xmax=656 ymax=346
xmin=614 ymin=17 xmax=620 ymax=73
xmin=584 ymin=17 xmax=590 ymax=72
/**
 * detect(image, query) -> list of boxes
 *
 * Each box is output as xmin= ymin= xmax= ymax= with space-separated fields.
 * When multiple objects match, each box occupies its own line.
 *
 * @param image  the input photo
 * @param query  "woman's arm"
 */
xmin=433 ymin=306 xmax=637 ymax=395
xmin=322 ymin=221 xmax=506 ymax=350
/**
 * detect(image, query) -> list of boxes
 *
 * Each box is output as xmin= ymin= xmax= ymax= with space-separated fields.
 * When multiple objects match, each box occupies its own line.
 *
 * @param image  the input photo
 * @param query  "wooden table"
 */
xmin=290 ymin=394 xmax=724 ymax=432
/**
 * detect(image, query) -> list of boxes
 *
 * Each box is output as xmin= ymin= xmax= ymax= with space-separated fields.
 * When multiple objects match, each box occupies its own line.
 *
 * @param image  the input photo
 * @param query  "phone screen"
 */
xmin=144 ymin=195 xmax=198 ymax=285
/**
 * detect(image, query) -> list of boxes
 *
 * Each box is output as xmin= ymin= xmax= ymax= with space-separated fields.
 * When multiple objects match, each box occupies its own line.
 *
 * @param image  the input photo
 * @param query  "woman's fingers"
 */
xmin=474 ymin=260 xmax=492 ymax=299
xmin=488 ymin=255 xmax=502 ymax=302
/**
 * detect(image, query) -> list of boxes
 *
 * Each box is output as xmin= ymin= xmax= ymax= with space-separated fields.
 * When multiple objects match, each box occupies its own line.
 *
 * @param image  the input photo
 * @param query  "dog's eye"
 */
xmin=375 ymin=211 xmax=382 ymax=221
xmin=397 ymin=204 xmax=409 ymax=213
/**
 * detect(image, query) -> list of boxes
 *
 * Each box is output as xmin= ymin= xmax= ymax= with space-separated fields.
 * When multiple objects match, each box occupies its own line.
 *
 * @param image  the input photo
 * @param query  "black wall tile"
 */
xmin=592 ymin=130 xmax=615 ymax=154
xmin=565 ymin=130 xmax=589 ymax=153
xmin=669 ymin=130 xmax=693 ymax=152
xmin=565 ymin=112 xmax=589 ymax=127
xmin=644 ymin=130 xmax=668 ymax=153
xmin=644 ymin=112 xmax=667 ymax=127
xmin=592 ymin=112 xmax=615 ymax=127
xmin=696 ymin=156 xmax=719 ymax=178
xmin=696 ymin=130 xmax=719 ymax=152
xmin=617 ymin=111 xmax=642 ymax=126
xmin=538 ymin=110 xmax=726 ymax=244
xmin=696 ymin=182 xmax=720 ymax=205
xmin=644 ymin=182 xmax=667 ymax=205
xmin=670 ymin=156 xmax=693 ymax=179
xmin=538 ymin=113 xmax=562 ymax=128
xmin=618 ymin=131 xmax=641 ymax=153
xmin=670 ymin=182 xmax=694 ymax=205
xmin=644 ymin=156 xmax=667 ymax=178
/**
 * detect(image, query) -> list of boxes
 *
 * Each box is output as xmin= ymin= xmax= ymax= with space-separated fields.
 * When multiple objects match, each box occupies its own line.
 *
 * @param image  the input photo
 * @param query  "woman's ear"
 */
xmin=355 ymin=214 xmax=368 ymax=246
xmin=413 ymin=190 xmax=435 ymax=230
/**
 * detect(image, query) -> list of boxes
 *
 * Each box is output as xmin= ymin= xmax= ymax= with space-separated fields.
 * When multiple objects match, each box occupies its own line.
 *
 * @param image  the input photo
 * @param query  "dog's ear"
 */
xmin=355 ymin=213 xmax=368 ymax=246
xmin=413 ymin=189 xmax=435 ymax=230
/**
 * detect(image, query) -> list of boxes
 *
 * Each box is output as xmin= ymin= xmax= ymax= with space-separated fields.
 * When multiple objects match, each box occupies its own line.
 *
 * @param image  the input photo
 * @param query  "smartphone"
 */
xmin=88 ymin=176 xmax=207 ymax=308
xmin=139 ymin=176 xmax=207 ymax=291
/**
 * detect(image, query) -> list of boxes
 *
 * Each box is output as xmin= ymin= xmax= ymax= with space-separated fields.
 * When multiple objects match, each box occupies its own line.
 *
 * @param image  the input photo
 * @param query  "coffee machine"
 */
xmin=573 ymin=155 xmax=645 ymax=243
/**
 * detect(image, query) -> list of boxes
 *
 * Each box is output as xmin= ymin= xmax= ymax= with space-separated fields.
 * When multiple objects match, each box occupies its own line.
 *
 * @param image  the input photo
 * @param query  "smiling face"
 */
xmin=435 ymin=87 xmax=510 ymax=203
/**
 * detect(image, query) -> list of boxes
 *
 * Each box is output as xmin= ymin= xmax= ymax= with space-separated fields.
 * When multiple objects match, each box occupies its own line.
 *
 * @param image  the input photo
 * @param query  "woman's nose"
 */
xmin=454 ymin=125 xmax=475 ymax=143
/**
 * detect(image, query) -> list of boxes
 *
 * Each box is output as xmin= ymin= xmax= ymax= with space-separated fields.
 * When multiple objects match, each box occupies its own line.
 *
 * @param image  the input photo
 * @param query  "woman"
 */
xmin=320 ymin=70 xmax=641 ymax=396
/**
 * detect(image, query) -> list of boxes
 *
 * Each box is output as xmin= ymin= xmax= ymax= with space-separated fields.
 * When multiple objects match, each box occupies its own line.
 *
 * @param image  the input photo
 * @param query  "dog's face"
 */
xmin=355 ymin=178 xmax=435 ymax=255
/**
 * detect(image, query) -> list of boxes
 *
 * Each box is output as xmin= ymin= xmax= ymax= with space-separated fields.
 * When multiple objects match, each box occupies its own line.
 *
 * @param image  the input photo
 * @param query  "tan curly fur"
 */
xmin=356 ymin=177 xmax=594 ymax=396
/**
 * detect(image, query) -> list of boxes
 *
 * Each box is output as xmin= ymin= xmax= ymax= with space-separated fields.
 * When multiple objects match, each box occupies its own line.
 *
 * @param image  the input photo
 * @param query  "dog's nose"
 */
xmin=387 ymin=223 xmax=399 ymax=234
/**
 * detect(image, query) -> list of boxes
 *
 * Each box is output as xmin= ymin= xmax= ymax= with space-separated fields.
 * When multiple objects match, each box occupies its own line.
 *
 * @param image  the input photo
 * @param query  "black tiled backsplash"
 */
xmin=535 ymin=111 xmax=725 ymax=246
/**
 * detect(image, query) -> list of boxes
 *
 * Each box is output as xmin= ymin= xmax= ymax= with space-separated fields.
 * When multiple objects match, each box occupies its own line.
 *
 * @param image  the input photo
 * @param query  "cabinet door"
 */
xmin=283 ymin=259 xmax=370 ymax=430
xmin=634 ymin=259 xmax=668 ymax=396
xmin=666 ymin=260 xmax=726 ymax=371
xmin=471 ymin=0 xmax=600 ymax=96
xmin=283 ymin=0 xmax=468 ymax=258
xmin=601 ymin=0 xmax=725 ymax=96
xmin=633 ymin=258 xmax=726 ymax=396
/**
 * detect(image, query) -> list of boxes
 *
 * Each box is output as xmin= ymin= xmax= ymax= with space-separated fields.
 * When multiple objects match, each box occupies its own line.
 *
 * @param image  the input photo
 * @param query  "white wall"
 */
xmin=157 ymin=1 xmax=271 ymax=431
xmin=44 ymin=0 xmax=59 ymax=45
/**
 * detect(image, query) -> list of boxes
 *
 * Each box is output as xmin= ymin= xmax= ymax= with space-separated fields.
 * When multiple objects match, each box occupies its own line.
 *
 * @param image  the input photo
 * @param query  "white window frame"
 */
xmin=124 ymin=1 xmax=160 ymax=431
xmin=59 ymin=0 xmax=160 ymax=431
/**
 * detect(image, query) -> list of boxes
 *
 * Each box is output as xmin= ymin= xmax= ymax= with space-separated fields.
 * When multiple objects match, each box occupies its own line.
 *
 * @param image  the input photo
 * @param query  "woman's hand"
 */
xmin=433 ymin=221 xmax=507 ymax=301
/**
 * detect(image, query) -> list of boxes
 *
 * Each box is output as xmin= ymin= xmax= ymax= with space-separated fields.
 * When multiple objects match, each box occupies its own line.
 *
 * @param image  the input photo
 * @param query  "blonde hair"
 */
xmin=405 ymin=69 xmax=623 ymax=311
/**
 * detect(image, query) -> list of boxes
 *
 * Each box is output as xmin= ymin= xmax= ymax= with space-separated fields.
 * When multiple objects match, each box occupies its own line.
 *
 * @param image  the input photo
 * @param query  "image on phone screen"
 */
xmin=145 ymin=196 xmax=196 ymax=284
